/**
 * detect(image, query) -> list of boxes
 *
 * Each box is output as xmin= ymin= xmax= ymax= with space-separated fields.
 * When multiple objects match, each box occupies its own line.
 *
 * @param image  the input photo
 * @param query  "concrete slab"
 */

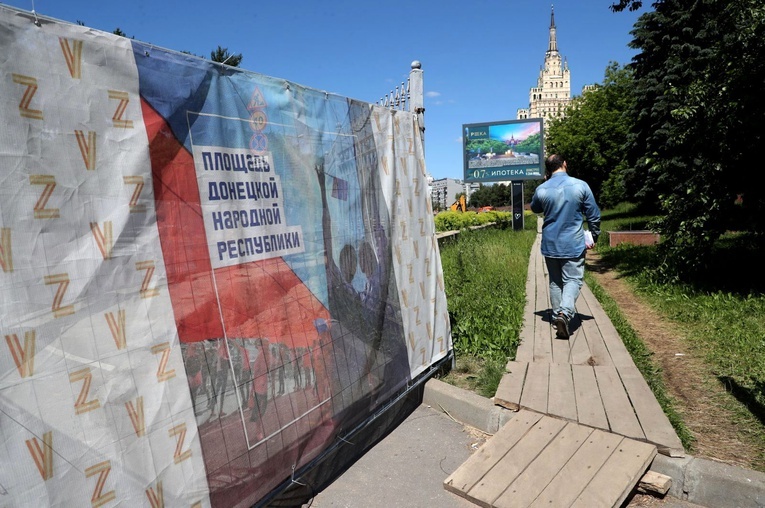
xmin=308 ymin=404 xmax=484 ymax=508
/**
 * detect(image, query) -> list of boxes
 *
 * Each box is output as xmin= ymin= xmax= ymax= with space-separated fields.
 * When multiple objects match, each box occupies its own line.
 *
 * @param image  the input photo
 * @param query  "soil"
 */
xmin=585 ymin=251 xmax=763 ymax=471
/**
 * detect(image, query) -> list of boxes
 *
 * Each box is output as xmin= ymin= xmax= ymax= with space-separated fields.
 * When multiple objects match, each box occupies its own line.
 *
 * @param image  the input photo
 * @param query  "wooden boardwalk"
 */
xmin=495 ymin=231 xmax=684 ymax=457
xmin=445 ymin=223 xmax=684 ymax=507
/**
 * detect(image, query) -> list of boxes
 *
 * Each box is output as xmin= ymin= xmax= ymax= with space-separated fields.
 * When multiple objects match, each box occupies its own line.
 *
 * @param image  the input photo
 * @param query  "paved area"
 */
xmin=305 ymin=402 xmax=703 ymax=508
xmin=307 ymin=404 xmax=481 ymax=508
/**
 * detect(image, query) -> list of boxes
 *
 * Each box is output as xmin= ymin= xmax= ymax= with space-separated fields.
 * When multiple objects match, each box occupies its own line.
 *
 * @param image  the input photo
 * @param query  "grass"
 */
xmin=437 ymin=216 xmax=536 ymax=395
xmin=583 ymin=271 xmax=695 ymax=450
xmin=446 ymin=355 xmax=507 ymax=398
xmin=597 ymin=204 xmax=765 ymax=414
xmin=595 ymin=203 xmax=765 ymax=467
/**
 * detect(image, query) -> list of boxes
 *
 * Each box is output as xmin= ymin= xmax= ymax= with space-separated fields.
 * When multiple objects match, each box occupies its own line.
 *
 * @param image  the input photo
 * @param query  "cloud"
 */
xmin=426 ymin=91 xmax=441 ymax=98
xmin=455 ymin=136 xmax=463 ymax=143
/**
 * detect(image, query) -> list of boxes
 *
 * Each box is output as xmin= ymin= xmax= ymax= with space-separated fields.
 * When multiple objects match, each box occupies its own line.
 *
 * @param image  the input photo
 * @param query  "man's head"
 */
xmin=545 ymin=154 xmax=566 ymax=178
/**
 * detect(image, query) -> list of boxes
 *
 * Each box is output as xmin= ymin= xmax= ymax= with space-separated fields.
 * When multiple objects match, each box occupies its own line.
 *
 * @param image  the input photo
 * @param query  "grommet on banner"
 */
xmin=290 ymin=464 xmax=305 ymax=486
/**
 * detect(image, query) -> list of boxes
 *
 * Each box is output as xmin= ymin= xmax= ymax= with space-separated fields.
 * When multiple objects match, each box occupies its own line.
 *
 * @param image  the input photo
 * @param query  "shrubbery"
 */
xmin=434 ymin=210 xmax=513 ymax=232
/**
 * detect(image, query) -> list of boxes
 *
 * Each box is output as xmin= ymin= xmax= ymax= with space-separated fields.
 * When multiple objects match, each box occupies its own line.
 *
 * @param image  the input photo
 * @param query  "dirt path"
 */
xmin=586 ymin=252 xmax=762 ymax=470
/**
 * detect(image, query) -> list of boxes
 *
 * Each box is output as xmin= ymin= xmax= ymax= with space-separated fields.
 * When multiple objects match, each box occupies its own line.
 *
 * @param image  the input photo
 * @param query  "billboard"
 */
xmin=463 ymin=118 xmax=545 ymax=183
xmin=0 ymin=5 xmax=452 ymax=507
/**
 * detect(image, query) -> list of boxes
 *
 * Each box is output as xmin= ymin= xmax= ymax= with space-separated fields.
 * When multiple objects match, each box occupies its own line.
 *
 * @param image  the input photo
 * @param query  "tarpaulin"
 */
xmin=0 ymin=5 xmax=451 ymax=506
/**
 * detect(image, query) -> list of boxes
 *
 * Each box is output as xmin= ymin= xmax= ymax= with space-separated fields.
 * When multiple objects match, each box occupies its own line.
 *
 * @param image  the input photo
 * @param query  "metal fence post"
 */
xmin=409 ymin=60 xmax=425 ymax=148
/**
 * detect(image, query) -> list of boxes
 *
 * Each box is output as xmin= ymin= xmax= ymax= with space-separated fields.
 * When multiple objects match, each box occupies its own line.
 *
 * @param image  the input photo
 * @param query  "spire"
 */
xmin=547 ymin=5 xmax=558 ymax=54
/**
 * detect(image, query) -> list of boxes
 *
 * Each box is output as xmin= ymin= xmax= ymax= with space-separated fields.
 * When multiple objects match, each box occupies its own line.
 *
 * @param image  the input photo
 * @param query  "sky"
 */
xmin=1 ymin=0 xmax=645 ymax=180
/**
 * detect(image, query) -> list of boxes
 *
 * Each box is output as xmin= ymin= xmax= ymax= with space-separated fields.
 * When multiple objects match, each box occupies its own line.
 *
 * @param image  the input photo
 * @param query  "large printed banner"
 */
xmin=0 ymin=6 xmax=451 ymax=507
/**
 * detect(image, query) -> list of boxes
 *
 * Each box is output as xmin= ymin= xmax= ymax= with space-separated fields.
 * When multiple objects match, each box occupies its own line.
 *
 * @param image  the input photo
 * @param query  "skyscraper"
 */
xmin=517 ymin=6 xmax=572 ymax=122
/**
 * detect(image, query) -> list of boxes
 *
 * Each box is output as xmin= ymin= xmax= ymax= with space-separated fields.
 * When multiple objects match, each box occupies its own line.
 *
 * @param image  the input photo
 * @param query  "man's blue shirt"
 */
xmin=530 ymin=172 xmax=601 ymax=258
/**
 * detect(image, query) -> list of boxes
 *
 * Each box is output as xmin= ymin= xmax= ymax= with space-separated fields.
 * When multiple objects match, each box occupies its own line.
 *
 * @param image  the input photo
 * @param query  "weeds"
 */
xmin=438 ymin=219 xmax=536 ymax=395
xmin=596 ymin=203 xmax=765 ymax=466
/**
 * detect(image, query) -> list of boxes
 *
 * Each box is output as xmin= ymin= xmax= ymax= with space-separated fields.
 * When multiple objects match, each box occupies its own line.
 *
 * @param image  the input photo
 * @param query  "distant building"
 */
xmin=582 ymin=84 xmax=598 ymax=94
xmin=517 ymin=6 xmax=572 ymax=122
xmin=464 ymin=181 xmax=481 ymax=203
xmin=431 ymin=177 xmax=464 ymax=210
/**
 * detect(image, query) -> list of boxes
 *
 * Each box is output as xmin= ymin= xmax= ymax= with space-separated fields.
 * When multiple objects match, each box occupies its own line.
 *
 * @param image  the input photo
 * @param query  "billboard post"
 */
xmin=512 ymin=181 xmax=524 ymax=231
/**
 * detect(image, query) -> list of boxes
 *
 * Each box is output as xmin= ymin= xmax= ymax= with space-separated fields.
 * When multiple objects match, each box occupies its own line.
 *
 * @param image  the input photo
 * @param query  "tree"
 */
xmin=610 ymin=0 xmax=643 ymax=11
xmin=545 ymin=62 xmax=635 ymax=208
xmin=467 ymin=184 xmax=511 ymax=208
xmin=112 ymin=28 xmax=134 ymax=39
xmin=210 ymin=46 xmax=243 ymax=67
xmin=623 ymin=0 xmax=765 ymax=279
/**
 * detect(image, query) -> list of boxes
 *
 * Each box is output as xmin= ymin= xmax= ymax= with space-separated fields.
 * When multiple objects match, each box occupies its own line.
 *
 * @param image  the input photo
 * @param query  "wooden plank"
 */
xmin=571 ymin=365 xmax=608 ymax=431
xmin=547 ymin=363 xmax=577 ymax=422
xmin=495 ymin=362 xmax=528 ymax=410
xmin=493 ymin=422 xmax=594 ymax=508
xmin=578 ymin=308 xmax=613 ymax=367
xmin=528 ymin=430 xmax=624 ymax=508
xmin=568 ymin=321 xmax=594 ymax=365
xmin=520 ymin=362 xmax=549 ymax=414
xmin=533 ymin=254 xmax=553 ymax=363
xmin=618 ymin=364 xmax=685 ymax=457
xmin=551 ymin=323 xmax=572 ymax=364
xmin=532 ymin=322 xmax=553 ymax=363
xmin=518 ymin=236 xmax=542 ymax=362
xmin=594 ymin=365 xmax=646 ymax=440
xmin=515 ymin=334 xmax=534 ymax=364
xmin=567 ymin=299 xmax=594 ymax=365
xmin=466 ymin=416 xmax=567 ymax=506
xmin=444 ymin=410 xmax=545 ymax=497
xmin=538 ymin=253 xmax=551 ymax=323
xmin=515 ymin=249 xmax=537 ymax=363
xmin=580 ymin=284 xmax=635 ymax=367
xmin=570 ymin=436 xmax=657 ymax=508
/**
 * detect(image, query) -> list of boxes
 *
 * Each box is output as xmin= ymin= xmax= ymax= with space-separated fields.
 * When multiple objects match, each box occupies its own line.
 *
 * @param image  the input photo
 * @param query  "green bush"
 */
xmin=434 ymin=210 xmax=534 ymax=233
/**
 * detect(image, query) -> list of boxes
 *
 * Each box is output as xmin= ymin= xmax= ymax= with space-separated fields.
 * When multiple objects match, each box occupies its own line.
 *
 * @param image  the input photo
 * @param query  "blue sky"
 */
xmin=2 ymin=0 xmax=644 ymax=180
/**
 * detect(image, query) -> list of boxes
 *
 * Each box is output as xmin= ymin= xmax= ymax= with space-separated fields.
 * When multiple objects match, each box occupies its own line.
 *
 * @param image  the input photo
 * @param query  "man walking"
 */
xmin=530 ymin=155 xmax=601 ymax=339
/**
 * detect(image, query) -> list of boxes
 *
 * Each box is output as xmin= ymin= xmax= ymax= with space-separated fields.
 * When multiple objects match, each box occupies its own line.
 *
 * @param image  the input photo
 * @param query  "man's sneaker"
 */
xmin=554 ymin=313 xmax=570 ymax=339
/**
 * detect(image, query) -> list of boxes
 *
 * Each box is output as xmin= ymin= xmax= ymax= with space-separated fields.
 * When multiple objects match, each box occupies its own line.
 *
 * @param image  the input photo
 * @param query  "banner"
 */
xmin=0 ymin=6 xmax=451 ymax=507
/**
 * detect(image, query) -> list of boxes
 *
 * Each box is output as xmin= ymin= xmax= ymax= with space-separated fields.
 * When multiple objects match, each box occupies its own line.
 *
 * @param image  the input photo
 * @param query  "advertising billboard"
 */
xmin=463 ymin=118 xmax=545 ymax=183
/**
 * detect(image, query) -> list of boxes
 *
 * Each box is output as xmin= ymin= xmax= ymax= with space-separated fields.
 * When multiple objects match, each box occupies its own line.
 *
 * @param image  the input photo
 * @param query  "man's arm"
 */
xmin=530 ymin=188 xmax=544 ymax=214
xmin=582 ymin=184 xmax=601 ymax=242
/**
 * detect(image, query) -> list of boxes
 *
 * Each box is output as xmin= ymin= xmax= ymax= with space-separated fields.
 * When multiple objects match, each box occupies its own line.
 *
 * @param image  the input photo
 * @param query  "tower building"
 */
xmin=517 ymin=6 xmax=572 ymax=121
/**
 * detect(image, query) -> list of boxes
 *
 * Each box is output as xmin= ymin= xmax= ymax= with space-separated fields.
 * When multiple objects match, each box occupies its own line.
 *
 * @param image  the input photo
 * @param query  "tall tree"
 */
xmin=210 ymin=46 xmax=243 ymax=67
xmin=610 ymin=0 xmax=643 ymax=11
xmin=545 ymin=62 xmax=635 ymax=207
xmin=624 ymin=0 xmax=765 ymax=279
